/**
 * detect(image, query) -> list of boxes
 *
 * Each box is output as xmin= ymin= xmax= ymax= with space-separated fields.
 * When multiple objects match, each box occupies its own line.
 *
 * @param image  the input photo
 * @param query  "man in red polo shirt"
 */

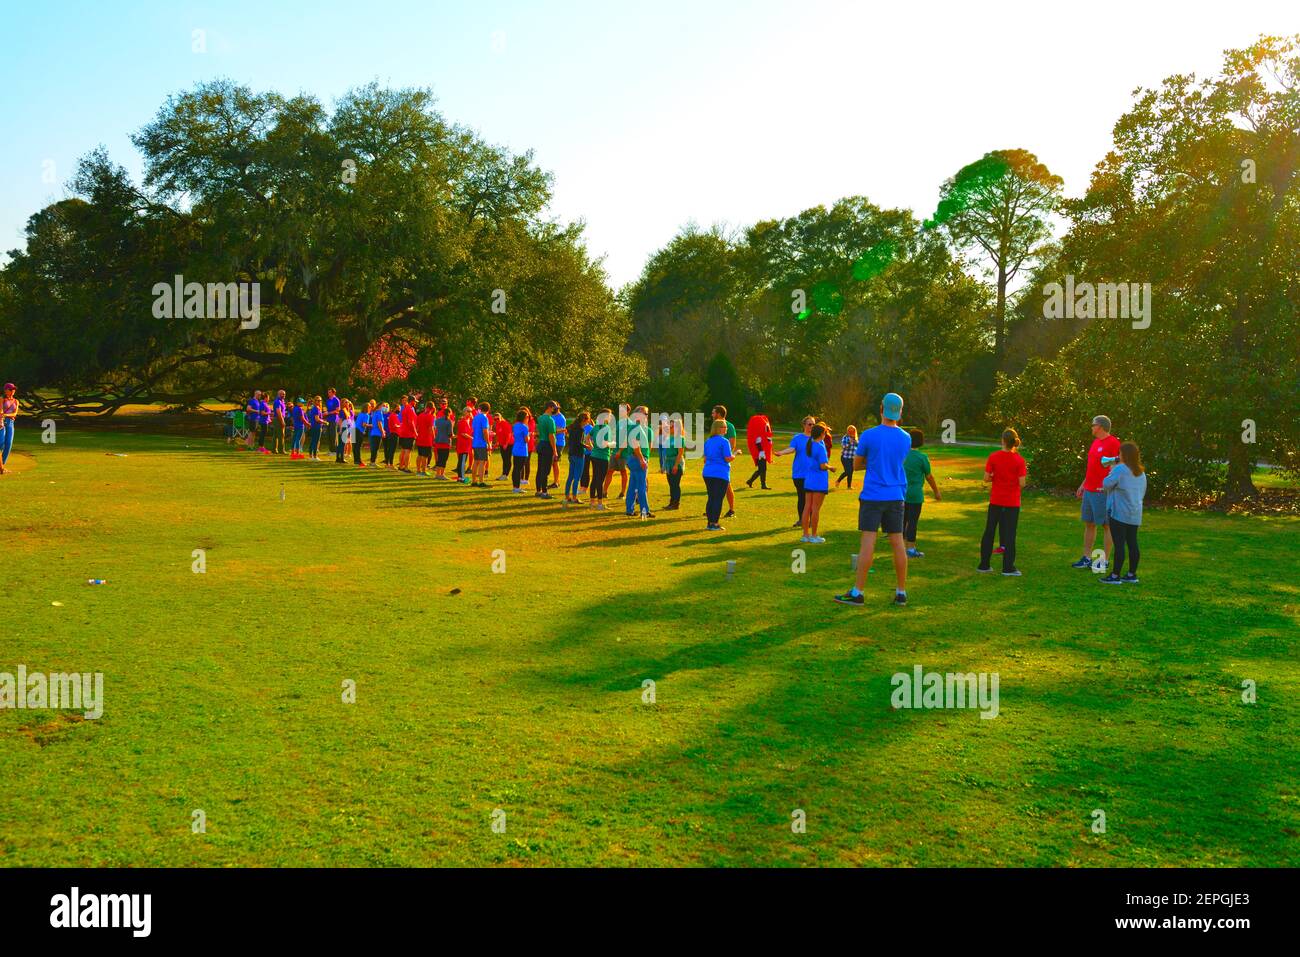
xmin=1071 ymin=414 xmax=1121 ymax=571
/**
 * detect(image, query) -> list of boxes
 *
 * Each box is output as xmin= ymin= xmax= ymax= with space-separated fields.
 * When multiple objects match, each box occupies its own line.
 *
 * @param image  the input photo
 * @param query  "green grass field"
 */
xmin=1 ymin=428 xmax=1297 ymax=866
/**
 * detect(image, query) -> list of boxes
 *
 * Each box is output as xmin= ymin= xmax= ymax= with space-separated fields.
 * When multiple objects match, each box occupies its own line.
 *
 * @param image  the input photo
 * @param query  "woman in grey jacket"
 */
xmin=1101 ymin=442 xmax=1147 ymax=583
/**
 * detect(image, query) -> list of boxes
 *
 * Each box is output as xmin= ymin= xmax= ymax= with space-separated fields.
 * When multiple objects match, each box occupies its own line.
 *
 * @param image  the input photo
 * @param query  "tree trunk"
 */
xmin=1222 ymin=432 xmax=1258 ymax=502
xmin=994 ymin=263 xmax=1008 ymax=367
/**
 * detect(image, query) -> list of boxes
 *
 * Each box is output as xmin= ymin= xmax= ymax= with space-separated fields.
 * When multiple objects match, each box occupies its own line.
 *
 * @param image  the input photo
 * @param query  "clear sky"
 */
xmin=1 ymin=1 xmax=1295 ymax=288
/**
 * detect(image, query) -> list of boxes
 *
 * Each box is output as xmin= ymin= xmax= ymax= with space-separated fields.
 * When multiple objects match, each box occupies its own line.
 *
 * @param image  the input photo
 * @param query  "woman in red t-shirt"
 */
xmin=493 ymin=413 xmax=512 ymax=480
xmin=454 ymin=409 xmax=473 ymax=482
xmin=978 ymin=428 xmax=1028 ymax=576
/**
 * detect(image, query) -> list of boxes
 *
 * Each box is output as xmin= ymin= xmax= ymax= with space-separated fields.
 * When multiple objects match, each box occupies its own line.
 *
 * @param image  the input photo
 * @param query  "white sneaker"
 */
xmin=800 ymin=535 xmax=811 ymax=543
xmin=810 ymin=536 xmax=826 ymax=544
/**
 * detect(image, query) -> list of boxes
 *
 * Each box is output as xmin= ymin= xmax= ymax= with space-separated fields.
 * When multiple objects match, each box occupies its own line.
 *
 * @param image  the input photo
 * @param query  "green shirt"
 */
xmin=626 ymin=422 xmax=651 ymax=462
xmin=720 ymin=419 xmax=736 ymax=442
xmin=667 ymin=431 xmax=686 ymax=471
xmin=903 ymin=449 xmax=931 ymax=504
xmin=536 ymin=414 xmax=557 ymax=447
xmin=588 ymin=419 xmax=613 ymax=461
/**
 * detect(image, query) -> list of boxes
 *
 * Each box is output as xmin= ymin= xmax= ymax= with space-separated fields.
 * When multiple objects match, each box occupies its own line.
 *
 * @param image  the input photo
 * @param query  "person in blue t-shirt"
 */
xmin=551 ymin=407 xmax=567 ymax=490
xmin=510 ymin=409 xmax=532 ymax=492
xmin=801 ymin=424 xmax=835 ymax=544
xmin=701 ymin=420 xmax=737 ymax=530
xmin=289 ymin=398 xmax=306 ymax=457
xmin=835 ymin=392 xmax=913 ymax=607
xmin=774 ymin=415 xmax=816 ymax=528
xmin=272 ymin=390 xmax=288 ymax=454
xmin=470 ymin=403 xmax=492 ymax=486
xmin=353 ymin=405 xmax=370 ymax=466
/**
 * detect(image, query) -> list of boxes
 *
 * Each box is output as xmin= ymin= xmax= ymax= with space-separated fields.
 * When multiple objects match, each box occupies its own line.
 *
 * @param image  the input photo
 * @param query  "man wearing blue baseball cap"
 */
xmin=835 ymin=392 xmax=912 ymax=606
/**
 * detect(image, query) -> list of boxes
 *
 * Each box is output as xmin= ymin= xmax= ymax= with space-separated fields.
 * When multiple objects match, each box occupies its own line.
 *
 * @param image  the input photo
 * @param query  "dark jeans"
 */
xmin=747 ymin=459 xmax=767 ymax=487
xmin=383 ymin=434 xmax=398 ymax=466
xmin=837 ymin=456 xmax=855 ymax=487
xmin=1111 ymin=518 xmax=1140 ymax=575
xmin=456 ymin=452 xmax=467 ymax=480
xmin=498 ymin=448 xmax=511 ymax=476
xmin=667 ymin=466 xmax=682 ymax=504
xmin=904 ymin=501 xmax=923 ymax=542
xmin=589 ymin=458 xmax=609 ymax=500
xmin=352 ymin=435 xmax=363 ymax=464
xmin=369 ymin=434 xmax=382 ymax=464
xmin=705 ymin=476 xmax=729 ymax=525
xmin=535 ymin=446 xmax=555 ymax=493
xmin=581 ymin=456 xmax=592 ymax=490
xmin=979 ymin=504 xmax=1020 ymax=572
xmin=308 ymin=425 xmax=322 ymax=457
xmin=512 ymin=454 xmax=529 ymax=489
xmin=793 ymin=477 xmax=806 ymax=523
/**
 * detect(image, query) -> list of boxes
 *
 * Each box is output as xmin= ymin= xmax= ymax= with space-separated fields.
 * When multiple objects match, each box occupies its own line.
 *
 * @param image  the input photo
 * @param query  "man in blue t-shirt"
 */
xmin=324 ymin=388 xmax=341 ymax=454
xmin=835 ymin=392 xmax=912 ymax=608
xmin=470 ymin=402 xmax=492 ymax=487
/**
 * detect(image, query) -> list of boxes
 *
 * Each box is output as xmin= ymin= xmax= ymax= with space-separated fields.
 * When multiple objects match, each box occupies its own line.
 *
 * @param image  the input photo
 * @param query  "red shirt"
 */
xmin=455 ymin=416 xmax=472 ymax=453
xmin=1083 ymin=435 xmax=1121 ymax=492
xmin=397 ymin=403 xmax=417 ymax=438
xmin=387 ymin=411 xmax=401 ymax=433
xmin=494 ymin=418 xmax=512 ymax=447
xmin=415 ymin=410 xmax=434 ymax=447
xmin=527 ymin=417 xmax=536 ymax=452
xmin=986 ymin=450 xmax=1028 ymax=507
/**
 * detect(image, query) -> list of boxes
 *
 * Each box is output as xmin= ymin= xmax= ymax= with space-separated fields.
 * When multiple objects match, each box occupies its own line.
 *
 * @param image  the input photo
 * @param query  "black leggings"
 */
xmin=837 ymin=456 xmax=855 ymax=487
xmin=667 ymin=466 xmax=682 ymax=504
xmin=793 ymin=477 xmax=806 ymax=523
xmin=979 ymin=504 xmax=1020 ymax=572
xmin=904 ymin=501 xmax=922 ymax=542
xmin=589 ymin=458 xmax=609 ymax=499
xmin=747 ymin=459 xmax=767 ymax=487
xmin=383 ymin=434 xmax=398 ymax=466
xmin=498 ymin=448 xmax=511 ymax=476
xmin=369 ymin=434 xmax=382 ymax=464
xmin=705 ymin=476 xmax=729 ymax=525
xmin=512 ymin=454 xmax=529 ymax=489
xmin=1110 ymin=518 xmax=1140 ymax=575
xmin=535 ymin=446 xmax=554 ymax=493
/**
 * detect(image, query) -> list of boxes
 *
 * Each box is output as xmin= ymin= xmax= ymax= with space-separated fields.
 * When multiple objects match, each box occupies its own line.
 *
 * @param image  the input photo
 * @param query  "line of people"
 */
xmin=232 ymin=388 xmax=1147 ymax=603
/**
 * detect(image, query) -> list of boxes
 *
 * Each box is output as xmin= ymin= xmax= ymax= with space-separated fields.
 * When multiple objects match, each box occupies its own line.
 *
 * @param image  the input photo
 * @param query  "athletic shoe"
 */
xmin=706 ymin=523 xmax=725 ymax=531
xmin=644 ymin=512 xmax=655 ymax=519
xmin=994 ymin=546 xmax=1006 ymax=554
xmin=1101 ymin=573 xmax=1123 ymax=584
xmin=809 ymin=536 xmax=826 ymax=544
xmin=833 ymin=591 xmax=864 ymax=606
xmin=1002 ymin=569 xmax=1022 ymax=577
xmin=800 ymin=535 xmax=811 ymax=543
xmin=1071 ymin=556 xmax=1093 ymax=568
xmin=792 ymin=521 xmax=803 ymax=528
xmin=1122 ymin=573 xmax=1140 ymax=584
xmin=893 ymin=591 xmax=907 ymax=606
xmin=594 ymin=503 xmax=607 ymax=510
xmin=907 ymin=548 xmax=924 ymax=558
xmin=976 ymin=566 xmax=994 ymax=573
xmin=538 ymin=492 xmax=552 ymax=500
xmin=724 ymin=510 xmax=735 ymax=519
xmin=1093 ymin=560 xmax=1108 ymax=573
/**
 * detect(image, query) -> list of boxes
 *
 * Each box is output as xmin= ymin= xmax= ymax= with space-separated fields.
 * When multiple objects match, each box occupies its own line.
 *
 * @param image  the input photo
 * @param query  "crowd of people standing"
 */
xmin=227 ymin=387 xmax=1148 ymax=604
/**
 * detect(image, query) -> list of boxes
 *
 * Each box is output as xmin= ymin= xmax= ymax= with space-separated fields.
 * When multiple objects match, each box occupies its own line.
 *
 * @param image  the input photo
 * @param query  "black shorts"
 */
xmin=474 ymin=448 xmax=488 ymax=462
xmin=416 ymin=445 xmax=432 ymax=459
xmin=398 ymin=436 xmax=415 ymax=450
xmin=858 ymin=499 xmax=904 ymax=535
xmin=435 ymin=448 xmax=449 ymax=467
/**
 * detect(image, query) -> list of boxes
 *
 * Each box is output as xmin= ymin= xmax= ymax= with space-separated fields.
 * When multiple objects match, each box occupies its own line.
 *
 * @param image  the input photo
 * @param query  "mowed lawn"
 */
xmin=1 ymin=427 xmax=1297 ymax=867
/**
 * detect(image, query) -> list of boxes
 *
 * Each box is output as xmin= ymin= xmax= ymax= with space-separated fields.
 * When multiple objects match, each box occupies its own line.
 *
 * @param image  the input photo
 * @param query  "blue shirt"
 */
xmin=306 ymin=406 xmax=321 ymax=427
xmin=804 ymin=439 xmax=830 ymax=492
xmin=273 ymin=397 xmax=286 ymax=422
xmin=1103 ymin=462 xmax=1147 ymax=525
xmin=511 ymin=422 xmax=530 ymax=456
xmin=370 ymin=410 xmax=388 ymax=436
xmin=325 ymin=396 xmax=341 ymax=423
xmin=855 ymin=424 xmax=911 ymax=501
xmin=787 ymin=432 xmax=812 ymax=480
xmin=290 ymin=406 xmax=305 ymax=428
xmin=701 ymin=434 xmax=732 ymax=480
xmin=258 ymin=399 xmax=271 ymax=425
xmin=553 ymin=412 xmax=567 ymax=449
xmin=472 ymin=412 xmax=490 ymax=449
xmin=355 ymin=411 xmax=370 ymax=434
